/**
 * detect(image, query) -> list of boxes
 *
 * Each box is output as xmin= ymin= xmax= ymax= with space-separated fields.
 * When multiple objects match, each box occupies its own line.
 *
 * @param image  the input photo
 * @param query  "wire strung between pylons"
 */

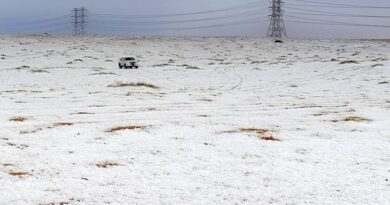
xmin=290 ymin=0 xmax=390 ymax=9
xmin=89 ymin=1 xmax=265 ymax=18
xmin=285 ymin=14 xmax=390 ymax=28
xmin=88 ymin=10 xmax=266 ymax=25
xmin=285 ymin=6 xmax=390 ymax=18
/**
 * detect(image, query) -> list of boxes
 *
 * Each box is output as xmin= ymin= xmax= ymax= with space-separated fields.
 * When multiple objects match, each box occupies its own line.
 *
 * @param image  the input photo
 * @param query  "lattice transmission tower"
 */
xmin=72 ymin=7 xmax=87 ymax=36
xmin=267 ymin=0 xmax=287 ymax=38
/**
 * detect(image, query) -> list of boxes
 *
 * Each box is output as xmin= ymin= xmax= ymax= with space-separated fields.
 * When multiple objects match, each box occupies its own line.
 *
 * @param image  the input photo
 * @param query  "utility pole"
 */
xmin=267 ymin=0 xmax=287 ymax=38
xmin=72 ymin=7 xmax=87 ymax=36
xmin=72 ymin=8 xmax=79 ymax=36
xmin=81 ymin=7 xmax=86 ymax=35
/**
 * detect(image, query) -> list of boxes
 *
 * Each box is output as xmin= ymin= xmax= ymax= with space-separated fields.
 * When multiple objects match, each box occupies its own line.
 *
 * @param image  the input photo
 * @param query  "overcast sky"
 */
xmin=0 ymin=0 xmax=389 ymax=38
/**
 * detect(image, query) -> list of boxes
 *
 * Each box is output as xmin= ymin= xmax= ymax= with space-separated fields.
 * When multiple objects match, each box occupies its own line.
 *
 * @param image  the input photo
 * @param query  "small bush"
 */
xmin=72 ymin=112 xmax=94 ymax=115
xmin=343 ymin=116 xmax=372 ymax=122
xmin=106 ymin=125 xmax=145 ymax=133
xmin=9 ymin=116 xmax=28 ymax=122
xmin=240 ymin=128 xmax=269 ymax=134
xmin=259 ymin=135 xmax=281 ymax=141
xmin=9 ymin=171 xmax=29 ymax=176
xmin=96 ymin=161 xmax=120 ymax=168
xmin=339 ymin=60 xmax=358 ymax=64
xmin=108 ymin=82 xmax=159 ymax=89
xmin=371 ymin=64 xmax=384 ymax=67
xmin=53 ymin=122 xmax=74 ymax=127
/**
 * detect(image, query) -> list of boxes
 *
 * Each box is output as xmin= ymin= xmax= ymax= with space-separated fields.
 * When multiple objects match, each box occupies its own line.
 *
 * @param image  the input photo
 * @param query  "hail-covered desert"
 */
xmin=0 ymin=36 xmax=389 ymax=204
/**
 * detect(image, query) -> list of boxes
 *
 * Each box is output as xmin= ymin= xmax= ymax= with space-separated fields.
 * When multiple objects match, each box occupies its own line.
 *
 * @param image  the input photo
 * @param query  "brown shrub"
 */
xmin=108 ymin=82 xmax=159 ymax=89
xmin=72 ymin=112 xmax=94 ymax=115
xmin=106 ymin=125 xmax=145 ymax=133
xmin=339 ymin=60 xmax=358 ymax=64
xmin=9 ymin=116 xmax=28 ymax=122
xmin=259 ymin=135 xmax=281 ymax=141
xmin=240 ymin=128 xmax=270 ymax=134
xmin=343 ymin=116 xmax=372 ymax=122
xmin=96 ymin=161 xmax=120 ymax=168
xmin=9 ymin=171 xmax=29 ymax=176
xmin=3 ymin=163 xmax=14 ymax=167
xmin=53 ymin=122 xmax=74 ymax=127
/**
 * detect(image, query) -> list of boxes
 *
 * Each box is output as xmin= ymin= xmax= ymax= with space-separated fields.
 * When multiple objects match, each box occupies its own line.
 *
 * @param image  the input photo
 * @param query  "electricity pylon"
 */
xmin=72 ymin=7 xmax=87 ymax=36
xmin=267 ymin=0 xmax=287 ymax=38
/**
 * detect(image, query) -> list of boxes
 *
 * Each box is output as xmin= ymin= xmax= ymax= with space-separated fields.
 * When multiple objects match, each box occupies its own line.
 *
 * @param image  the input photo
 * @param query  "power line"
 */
xmin=88 ymin=9 xmax=266 ymax=25
xmin=285 ymin=6 xmax=390 ymax=18
xmin=285 ymin=15 xmax=390 ymax=28
xmin=88 ymin=16 xmax=266 ymax=32
xmin=285 ymin=20 xmax=390 ymax=29
xmin=290 ymin=0 xmax=390 ymax=9
xmin=0 ymin=19 xmax=70 ymax=33
xmin=287 ymin=12 xmax=390 ymax=19
xmin=89 ymin=1 xmax=264 ymax=19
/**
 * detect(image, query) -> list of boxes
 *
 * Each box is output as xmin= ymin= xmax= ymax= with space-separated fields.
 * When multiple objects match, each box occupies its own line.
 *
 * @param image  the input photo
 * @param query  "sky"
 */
xmin=0 ymin=0 xmax=389 ymax=38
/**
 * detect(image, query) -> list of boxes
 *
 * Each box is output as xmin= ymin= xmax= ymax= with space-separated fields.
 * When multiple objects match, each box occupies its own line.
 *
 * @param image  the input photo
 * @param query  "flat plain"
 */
xmin=0 ymin=36 xmax=389 ymax=204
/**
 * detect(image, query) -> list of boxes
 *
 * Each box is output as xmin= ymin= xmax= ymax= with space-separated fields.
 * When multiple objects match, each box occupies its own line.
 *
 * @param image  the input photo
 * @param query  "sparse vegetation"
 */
xmin=108 ymin=82 xmax=159 ymax=89
xmin=72 ymin=112 xmax=94 ymax=115
xmin=240 ymin=128 xmax=280 ymax=141
xmin=9 ymin=171 xmax=29 ymax=177
xmin=96 ymin=161 xmax=120 ymax=168
xmin=106 ymin=125 xmax=145 ymax=132
xmin=90 ymin=72 xmax=117 ymax=75
xmin=9 ymin=116 xmax=28 ymax=122
xmin=182 ymin=64 xmax=200 ymax=69
xmin=152 ymin=63 xmax=169 ymax=67
xmin=31 ymin=69 xmax=49 ymax=73
xmin=200 ymin=98 xmax=213 ymax=102
xmin=240 ymin=128 xmax=270 ymax=134
xmin=15 ymin=65 xmax=30 ymax=70
xmin=3 ymin=163 xmax=13 ymax=167
xmin=343 ymin=116 xmax=372 ymax=122
xmin=259 ymin=135 xmax=281 ymax=141
xmin=339 ymin=60 xmax=358 ymax=64
xmin=53 ymin=122 xmax=74 ymax=127
xmin=371 ymin=64 xmax=384 ymax=67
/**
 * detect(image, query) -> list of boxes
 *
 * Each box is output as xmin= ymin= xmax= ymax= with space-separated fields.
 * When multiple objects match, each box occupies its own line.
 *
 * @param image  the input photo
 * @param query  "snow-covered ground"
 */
xmin=0 ymin=36 xmax=389 ymax=205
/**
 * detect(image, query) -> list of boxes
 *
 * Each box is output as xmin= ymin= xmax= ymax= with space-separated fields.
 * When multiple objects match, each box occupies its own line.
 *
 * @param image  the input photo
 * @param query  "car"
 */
xmin=119 ymin=57 xmax=139 ymax=69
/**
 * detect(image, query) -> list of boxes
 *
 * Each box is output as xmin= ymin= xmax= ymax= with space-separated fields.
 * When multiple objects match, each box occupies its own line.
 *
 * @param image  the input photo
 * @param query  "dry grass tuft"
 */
xmin=31 ymin=69 xmax=49 ymax=73
xmin=96 ymin=161 xmax=120 ymax=168
xmin=259 ymin=135 xmax=281 ymax=141
xmin=9 ymin=171 xmax=29 ymax=177
xmin=3 ymin=163 xmax=14 ymax=167
xmin=9 ymin=116 xmax=28 ymax=122
xmin=72 ymin=112 xmax=94 ymax=115
xmin=371 ymin=63 xmax=384 ymax=67
xmin=339 ymin=60 xmax=359 ymax=64
xmin=343 ymin=116 xmax=372 ymax=122
xmin=240 ymin=128 xmax=270 ymax=134
xmin=108 ymin=82 xmax=159 ymax=89
xmin=106 ymin=125 xmax=145 ymax=133
xmin=53 ymin=122 xmax=74 ymax=127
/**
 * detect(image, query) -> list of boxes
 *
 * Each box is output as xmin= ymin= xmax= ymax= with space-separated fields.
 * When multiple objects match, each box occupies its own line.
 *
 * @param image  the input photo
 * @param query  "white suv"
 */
xmin=119 ymin=57 xmax=139 ymax=69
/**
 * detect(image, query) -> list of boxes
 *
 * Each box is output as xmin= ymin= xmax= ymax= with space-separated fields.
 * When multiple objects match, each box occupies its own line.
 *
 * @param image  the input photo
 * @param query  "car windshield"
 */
xmin=124 ymin=57 xmax=135 ymax=60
